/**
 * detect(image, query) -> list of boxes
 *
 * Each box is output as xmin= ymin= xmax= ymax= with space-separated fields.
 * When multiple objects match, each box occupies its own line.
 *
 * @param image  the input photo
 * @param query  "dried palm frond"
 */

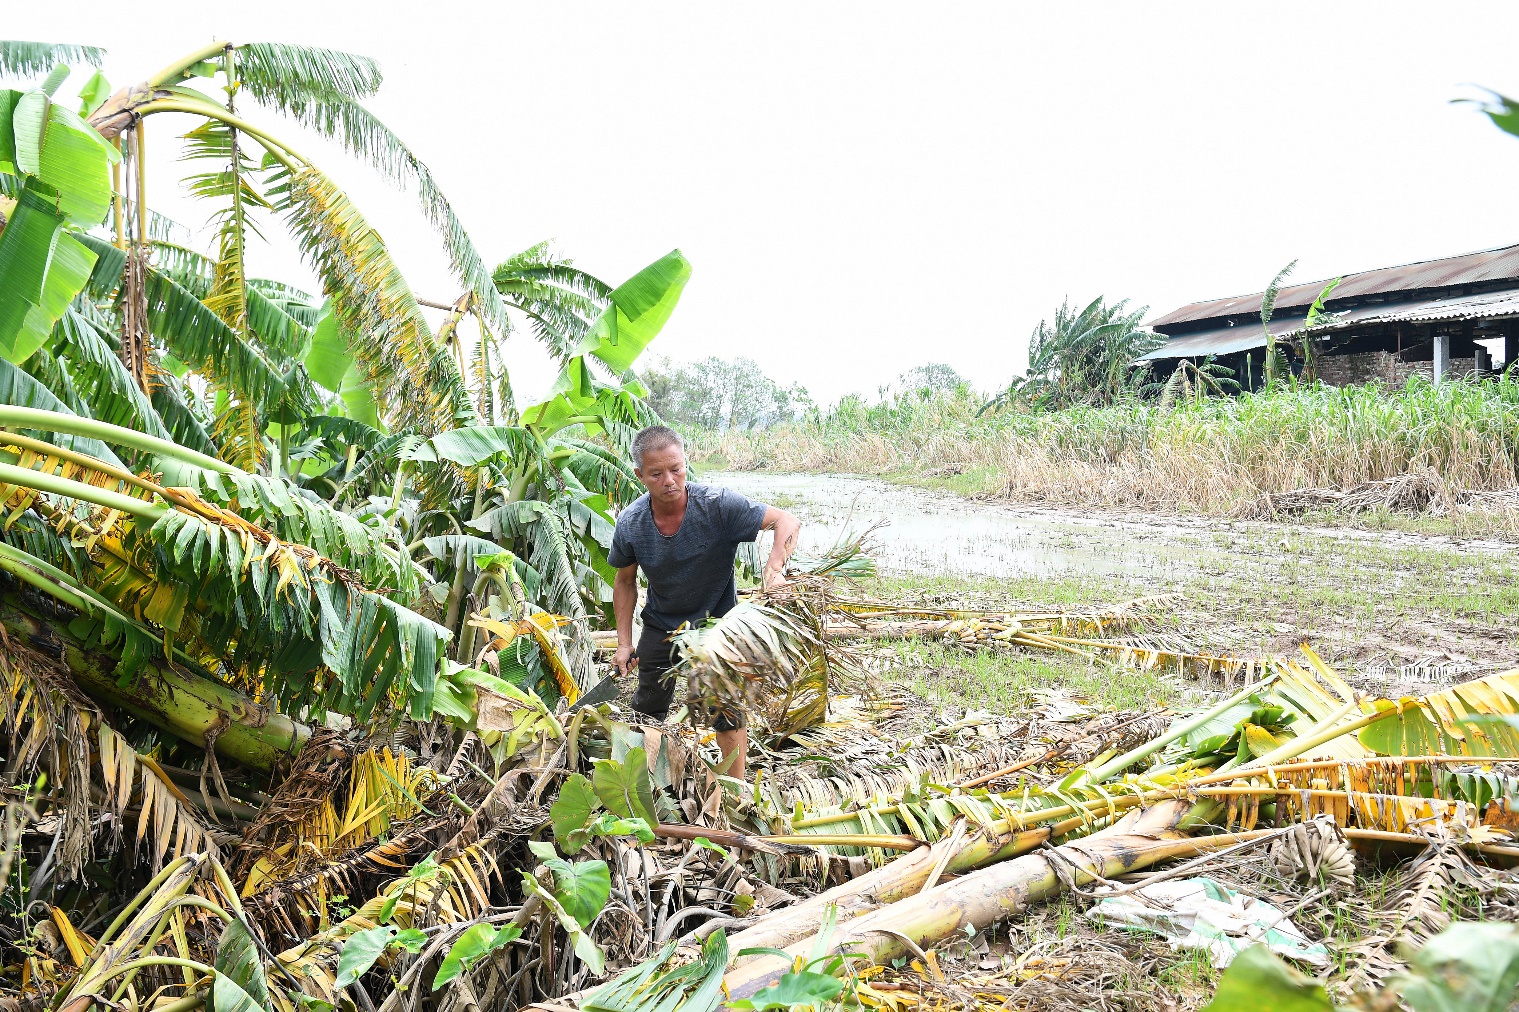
xmin=0 ymin=626 xmax=96 ymax=884
xmin=677 ymin=572 xmax=863 ymax=739
xmin=99 ymin=725 xmax=227 ymax=870
xmin=1382 ymin=839 xmax=1482 ymax=946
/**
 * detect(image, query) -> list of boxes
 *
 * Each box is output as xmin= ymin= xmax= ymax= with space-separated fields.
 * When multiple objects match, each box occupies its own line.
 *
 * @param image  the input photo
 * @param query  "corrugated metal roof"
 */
xmin=1148 ymin=243 xmax=1519 ymax=328
xmin=1138 ymin=288 xmax=1519 ymax=361
xmin=1315 ymin=287 xmax=1519 ymax=331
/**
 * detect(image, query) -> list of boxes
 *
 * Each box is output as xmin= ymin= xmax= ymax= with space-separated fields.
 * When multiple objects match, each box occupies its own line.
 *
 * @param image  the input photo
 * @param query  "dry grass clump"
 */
xmin=689 ymin=378 xmax=1519 ymax=533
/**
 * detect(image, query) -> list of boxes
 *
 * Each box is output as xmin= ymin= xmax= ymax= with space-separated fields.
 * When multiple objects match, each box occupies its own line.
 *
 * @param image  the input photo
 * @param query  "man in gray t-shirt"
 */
xmin=609 ymin=425 xmax=800 ymax=778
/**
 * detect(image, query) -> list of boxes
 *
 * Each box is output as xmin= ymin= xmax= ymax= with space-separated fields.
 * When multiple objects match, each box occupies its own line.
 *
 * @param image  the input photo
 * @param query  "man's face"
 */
xmin=636 ymin=444 xmax=687 ymax=504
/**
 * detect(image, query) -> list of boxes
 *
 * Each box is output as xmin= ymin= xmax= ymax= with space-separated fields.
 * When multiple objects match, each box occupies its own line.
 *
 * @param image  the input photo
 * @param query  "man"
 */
xmin=608 ymin=425 xmax=800 ymax=779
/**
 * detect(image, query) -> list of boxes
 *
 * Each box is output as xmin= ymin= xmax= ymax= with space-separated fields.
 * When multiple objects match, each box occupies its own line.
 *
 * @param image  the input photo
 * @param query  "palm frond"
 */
xmin=19 ymin=346 xmax=92 ymax=417
xmin=54 ymin=305 xmax=173 ymax=440
xmin=0 ymin=628 xmax=98 ymax=884
xmin=149 ymin=240 xmax=215 ymax=295
xmin=1260 ymin=260 xmax=1297 ymax=327
xmin=98 ymin=724 xmax=225 ymax=869
xmin=281 ymin=165 xmax=473 ymax=433
xmin=143 ymin=265 xmax=287 ymax=412
xmin=254 ymin=86 xmax=507 ymax=333
xmin=0 ymin=41 xmax=103 ymax=79
xmin=583 ymin=931 xmax=730 ymax=1012
xmin=151 ymin=374 xmax=219 ymax=455
xmin=235 ymin=42 xmax=382 ymax=103
xmin=675 ymin=594 xmax=847 ymax=737
xmin=494 ymin=242 xmax=613 ymax=357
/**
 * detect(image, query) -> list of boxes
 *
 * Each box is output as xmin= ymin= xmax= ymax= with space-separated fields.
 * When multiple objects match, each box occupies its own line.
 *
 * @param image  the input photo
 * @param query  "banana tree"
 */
xmin=0 ymin=405 xmax=447 ymax=723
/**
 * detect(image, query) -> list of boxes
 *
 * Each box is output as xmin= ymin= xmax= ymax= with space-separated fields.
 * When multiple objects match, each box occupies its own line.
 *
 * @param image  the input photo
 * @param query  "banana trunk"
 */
xmin=721 ymin=799 xmax=1242 ymax=1001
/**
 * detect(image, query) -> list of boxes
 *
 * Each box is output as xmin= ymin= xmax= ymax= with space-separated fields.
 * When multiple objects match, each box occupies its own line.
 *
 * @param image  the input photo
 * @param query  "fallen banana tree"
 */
xmin=722 ymin=801 xmax=1219 ymax=999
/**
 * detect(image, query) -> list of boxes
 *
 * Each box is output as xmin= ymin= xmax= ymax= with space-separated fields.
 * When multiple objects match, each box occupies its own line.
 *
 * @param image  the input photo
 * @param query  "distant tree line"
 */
xmin=642 ymin=357 xmax=971 ymax=430
xmin=640 ymin=356 xmax=814 ymax=430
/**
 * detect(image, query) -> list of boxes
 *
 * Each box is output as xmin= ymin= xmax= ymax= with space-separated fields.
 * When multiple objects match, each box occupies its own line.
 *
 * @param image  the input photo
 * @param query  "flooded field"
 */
xmin=711 ymin=471 xmax=1519 ymax=687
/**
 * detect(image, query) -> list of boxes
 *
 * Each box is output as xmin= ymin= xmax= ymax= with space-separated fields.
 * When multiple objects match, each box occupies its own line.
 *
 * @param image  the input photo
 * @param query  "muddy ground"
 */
xmin=712 ymin=471 xmax=1516 ymax=705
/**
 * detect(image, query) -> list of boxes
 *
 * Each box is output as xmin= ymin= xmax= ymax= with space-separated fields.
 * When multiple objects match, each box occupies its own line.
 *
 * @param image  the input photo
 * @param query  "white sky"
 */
xmin=10 ymin=3 xmax=1519 ymax=405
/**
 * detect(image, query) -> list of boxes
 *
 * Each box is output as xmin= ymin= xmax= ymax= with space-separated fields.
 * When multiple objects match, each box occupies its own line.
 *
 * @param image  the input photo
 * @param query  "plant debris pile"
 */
xmin=9 ymin=516 xmax=1519 ymax=1012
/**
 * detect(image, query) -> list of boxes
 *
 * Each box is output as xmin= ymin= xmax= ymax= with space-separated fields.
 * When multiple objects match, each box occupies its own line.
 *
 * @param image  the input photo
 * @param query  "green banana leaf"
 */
xmin=0 ymin=179 xmax=98 ymax=363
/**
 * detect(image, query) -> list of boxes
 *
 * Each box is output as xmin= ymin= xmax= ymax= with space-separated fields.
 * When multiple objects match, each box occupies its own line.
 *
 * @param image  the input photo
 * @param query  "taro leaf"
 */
xmin=335 ymin=924 xmax=395 ymax=989
xmin=550 ymin=772 xmax=600 ymax=853
xmin=431 ymin=922 xmax=521 ymax=991
xmin=728 ymin=971 xmax=845 ymax=1011
xmin=521 ymin=873 xmax=604 ymax=974
xmin=211 ymin=920 xmax=271 ymax=1012
xmin=1396 ymin=922 xmax=1519 ymax=1012
xmin=592 ymin=747 xmax=657 ymax=825
xmin=392 ymin=928 xmax=427 ymax=953
xmin=588 ymin=812 xmax=656 ymax=844
xmin=527 ymin=840 xmax=610 ymax=929
xmin=1199 ymin=945 xmax=1332 ymax=1012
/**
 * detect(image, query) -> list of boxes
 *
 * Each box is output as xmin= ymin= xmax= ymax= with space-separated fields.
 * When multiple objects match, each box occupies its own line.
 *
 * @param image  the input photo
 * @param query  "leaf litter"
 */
xmin=10 ymin=533 xmax=1519 ymax=1012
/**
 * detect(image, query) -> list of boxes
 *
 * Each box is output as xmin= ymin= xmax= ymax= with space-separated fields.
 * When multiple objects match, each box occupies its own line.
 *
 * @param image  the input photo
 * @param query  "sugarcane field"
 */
xmin=7 ymin=9 xmax=1519 ymax=1012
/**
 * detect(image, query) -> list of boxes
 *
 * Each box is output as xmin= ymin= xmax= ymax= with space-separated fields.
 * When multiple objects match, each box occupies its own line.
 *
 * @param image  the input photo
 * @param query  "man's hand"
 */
xmin=612 ymin=644 xmax=636 ymax=677
xmin=758 ymin=506 xmax=801 ymax=591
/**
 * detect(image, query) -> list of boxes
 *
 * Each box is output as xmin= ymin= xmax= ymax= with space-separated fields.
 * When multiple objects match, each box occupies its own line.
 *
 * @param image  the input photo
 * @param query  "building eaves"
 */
xmin=1137 ymin=288 xmax=1519 ymax=361
xmin=1147 ymin=243 xmax=1519 ymax=329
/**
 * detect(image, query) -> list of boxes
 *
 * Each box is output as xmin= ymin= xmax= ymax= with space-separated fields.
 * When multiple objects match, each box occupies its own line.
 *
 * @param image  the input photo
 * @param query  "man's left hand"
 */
xmin=761 ymin=567 xmax=785 ymax=593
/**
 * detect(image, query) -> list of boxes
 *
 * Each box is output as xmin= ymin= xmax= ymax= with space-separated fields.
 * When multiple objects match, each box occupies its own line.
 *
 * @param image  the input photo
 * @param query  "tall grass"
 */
xmin=686 ymin=378 xmax=1519 ymax=527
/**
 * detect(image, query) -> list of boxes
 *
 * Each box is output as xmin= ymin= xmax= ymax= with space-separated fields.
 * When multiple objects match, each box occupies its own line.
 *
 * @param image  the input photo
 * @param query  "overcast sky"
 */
xmin=10 ymin=3 xmax=1519 ymax=405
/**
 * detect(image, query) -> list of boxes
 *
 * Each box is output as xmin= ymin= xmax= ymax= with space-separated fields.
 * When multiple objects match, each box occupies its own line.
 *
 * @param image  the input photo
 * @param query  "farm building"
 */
xmin=1141 ymin=244 xmax=1519 ymax=388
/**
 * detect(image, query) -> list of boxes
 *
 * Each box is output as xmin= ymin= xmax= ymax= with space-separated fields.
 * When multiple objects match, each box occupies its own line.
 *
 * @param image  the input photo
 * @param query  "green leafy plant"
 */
xmin=335 ymin=924 xmax=426 ymax=989
xmin=591 ymin=747 xmax=660 ymax=825
xmin=431 ymin=922 xmax=522 ymax=990
xmin=731 ymin=907 xmax=861 ymax=1012
xmin=551 ymin=769 xmax=659 ymax=853
xmin=1202 ymin=924 xmax=1519 ymax=1011
xmin=528 ymin=840 xmax=611 ymax=930
xmin=981 ymin=296 xmax=1161 ymax=413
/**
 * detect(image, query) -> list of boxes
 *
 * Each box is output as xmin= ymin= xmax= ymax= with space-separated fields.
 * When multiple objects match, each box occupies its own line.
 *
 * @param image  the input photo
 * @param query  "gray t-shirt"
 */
xmin=608 ymin=482 xmax=769 ymax=632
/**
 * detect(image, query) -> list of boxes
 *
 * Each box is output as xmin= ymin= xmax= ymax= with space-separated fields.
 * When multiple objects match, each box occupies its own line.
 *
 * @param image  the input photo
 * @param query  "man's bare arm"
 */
xmin=759 ymin=506 xmax=801 ymax=590
xmin=612 ymin=564 xmax=639 ymax=675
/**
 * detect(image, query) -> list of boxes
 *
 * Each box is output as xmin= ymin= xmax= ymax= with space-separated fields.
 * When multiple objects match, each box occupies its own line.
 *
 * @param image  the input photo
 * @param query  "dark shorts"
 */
xmin=633 ymin=625 xmax=744 ymax=732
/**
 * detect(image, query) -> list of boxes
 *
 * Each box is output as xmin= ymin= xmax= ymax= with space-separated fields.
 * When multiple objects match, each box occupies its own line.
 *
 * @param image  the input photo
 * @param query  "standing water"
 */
xmin=706 ymin=471 xmax=1194 ymax=580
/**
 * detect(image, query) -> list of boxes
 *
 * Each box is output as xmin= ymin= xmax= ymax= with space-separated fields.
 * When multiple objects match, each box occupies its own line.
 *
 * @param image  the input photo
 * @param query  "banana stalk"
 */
xmin=722 ymin=800 xmax=1266 ymax=1001
xmin=1 ymin=598 xmax=309 ymax=771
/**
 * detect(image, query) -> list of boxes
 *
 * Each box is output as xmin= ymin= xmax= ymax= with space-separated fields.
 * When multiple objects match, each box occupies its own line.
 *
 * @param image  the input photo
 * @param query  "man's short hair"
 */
xmin=632 ymin=426 xmax=684 ymax=469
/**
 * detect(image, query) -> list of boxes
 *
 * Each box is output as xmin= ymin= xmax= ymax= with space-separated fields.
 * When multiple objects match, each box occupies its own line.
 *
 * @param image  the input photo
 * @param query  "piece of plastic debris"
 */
xmin=1086 ymin=876 xmax=1329 ymax=969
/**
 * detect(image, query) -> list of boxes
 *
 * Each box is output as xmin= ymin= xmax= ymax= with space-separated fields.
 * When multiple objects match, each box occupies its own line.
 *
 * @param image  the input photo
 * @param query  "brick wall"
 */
xmin=1316 ymin=351 xmax=1477 ymax=388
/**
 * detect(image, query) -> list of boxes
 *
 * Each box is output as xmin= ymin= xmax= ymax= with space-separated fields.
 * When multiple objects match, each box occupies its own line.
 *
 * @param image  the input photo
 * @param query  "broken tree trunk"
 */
xmin=721 ymin=800 xmax=1267 ymax=1001
xmin=1 ymin=597 xmax=310 ymax=771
